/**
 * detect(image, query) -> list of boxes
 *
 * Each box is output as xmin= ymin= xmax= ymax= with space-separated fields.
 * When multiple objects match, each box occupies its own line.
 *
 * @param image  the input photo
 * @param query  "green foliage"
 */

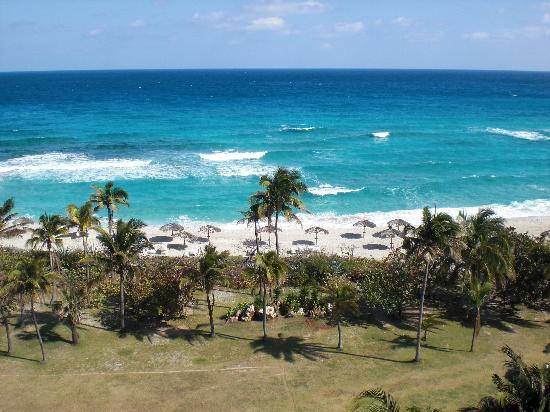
xmin=352 ymin=388 xmax=442 ymax=412
xmin=225 ymin=300 xmax=253 ymax=319
xmin=279 ymin=292 xmax=301 ymax=315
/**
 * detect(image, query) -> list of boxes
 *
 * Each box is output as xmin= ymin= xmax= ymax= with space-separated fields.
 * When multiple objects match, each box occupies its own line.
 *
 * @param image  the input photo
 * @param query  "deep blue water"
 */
xmin=0 ymin=69 xmax=549 ymax=224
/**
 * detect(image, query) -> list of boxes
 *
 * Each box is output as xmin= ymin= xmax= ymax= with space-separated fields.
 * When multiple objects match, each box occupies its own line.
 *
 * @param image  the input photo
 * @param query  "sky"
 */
xmin=1 ymin=0 xmax=550 ymax=72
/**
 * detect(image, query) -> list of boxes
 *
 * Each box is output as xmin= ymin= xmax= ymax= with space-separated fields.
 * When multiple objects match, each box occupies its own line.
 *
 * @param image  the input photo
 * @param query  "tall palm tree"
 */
xmin=26 ymin=214 xmax=68 ymax=304
xmin=465 ymin=278 xmax=493 ymax=352
xmin=90 ymin=181 xmax=129 ymax=234
xmin=95 ymin=219 xmax=151 ymax=330
xmin=402 ymin=207 xmax=461 ymax=362
xmin=67 ymin=201 xmax=100 ymax=282
xmin=257 ymin=167 xmax=308 ymax=255
xmin=195 ymin=244 xmax=228 ymax=337
xmin=7 ymin=258 xmax=54 ymax=362
xmin=0 ymin=198 xmax=30 ymax=242
xmin=238 ymin=202 xmax=263 ymax=253
xmin=461 ymin=345 xmax=549 ymax=411
xmin=244 ymin=251 xmax=287 ymax=339
xmin=324 ymin=275 xmax=357 ymax=350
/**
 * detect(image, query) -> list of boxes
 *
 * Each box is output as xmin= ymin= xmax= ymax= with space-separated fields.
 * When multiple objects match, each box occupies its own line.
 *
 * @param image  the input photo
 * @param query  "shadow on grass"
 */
xmin=384 ymin=333 xmax=468 ymax=353
xmin=16 ymin=311 xmax=72 ymax=344
xmin=0 ymin=351 xmax=41 ymax=363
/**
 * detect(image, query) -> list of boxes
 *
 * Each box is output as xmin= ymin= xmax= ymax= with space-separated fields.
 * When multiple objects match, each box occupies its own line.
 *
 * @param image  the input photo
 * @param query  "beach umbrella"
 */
xmin=387 ymin=218 xmax=412 ymax=231
xmin=373 ymin=227 xmax=402 ymax=249
xmin=159 ymin=222 xmax=185 ymax=236
xmin=258 ymin=225 xmax=281 ymax=247
xmin=540 ymin=229 xmax=550 ymax=239
xmin=305 ymin=226 xmax=329 ymax=245
xmin=199 ymin=224 xmax=221 ymax=241
xmin=353 ymin=219 xmax=376 ymax=237
xmin=174 ymin=230 xmax=196 ymax=246
xmin=13 ymin=216 xmax=34 ymax=226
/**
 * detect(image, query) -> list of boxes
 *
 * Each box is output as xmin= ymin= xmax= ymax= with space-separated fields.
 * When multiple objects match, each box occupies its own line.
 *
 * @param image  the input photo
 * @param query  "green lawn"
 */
xmin=0 ymin=293 xmax=548 ymax=411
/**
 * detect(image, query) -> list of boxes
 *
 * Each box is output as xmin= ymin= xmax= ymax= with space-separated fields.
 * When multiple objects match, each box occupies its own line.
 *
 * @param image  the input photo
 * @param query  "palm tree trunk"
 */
xmin=69 ymin=317 xmax=79 ymax=345
xmin=82 ymin=234 xmax=90 ymax=284
xmin=2 ymin=317 xmax=13 ymax=355
xmin=337 ymin=320 xmax=343 ymax=350
xmin=30 ymin=298 xmax=46 ymax=362
xmin=48 ymin=247 xmax=57 ymax=305
xmin=254 ymin=221 xmax=259 ymax=253
xmin=107 ymin=206 xmax=113 ymax=234
xmin=206 ymin=292 xmax=215 ymax=337
xmin=415 ymin=262 xmax=430 ymax=362
xmin=470 ymin=306 xmax=480 ymax=352
xmin=262 ymin=280 xmax=267 ymax=340
xmin=274 ymin=213 xmax=280 ymax=255
xmin=119 ymin=271 xmax=125 ymax=330
xmin=18 ymin=294 xmax=24 ymax=326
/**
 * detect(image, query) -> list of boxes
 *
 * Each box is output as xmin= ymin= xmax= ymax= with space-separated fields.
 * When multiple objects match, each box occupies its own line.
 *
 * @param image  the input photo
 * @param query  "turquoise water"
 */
xmin=0 ymin=69 xmax=549 ymax=224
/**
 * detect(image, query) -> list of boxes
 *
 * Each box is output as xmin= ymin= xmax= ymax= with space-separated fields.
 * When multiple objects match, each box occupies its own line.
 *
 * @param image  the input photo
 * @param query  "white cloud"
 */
xmin=87 ymin=28 xmax=102 ymax=37
xmin=129 ymin=19 xmax=146 ymax=28
xmin=543 ymin=13 xmax=550 ymax=23
xmin=462 ymin=31 xmax=490 ymax=41
xmin=246 ymin=16 xmax=286 ymax=31
xmin=334 ymin=21 xmax=364 ymax=33
xmin=246 ymin=0 xmax=326 ymax=15
xmin=192 ymin=11 xmax=226 ymax=23
xmin=392 ymin=16 xmax=413 ymax=27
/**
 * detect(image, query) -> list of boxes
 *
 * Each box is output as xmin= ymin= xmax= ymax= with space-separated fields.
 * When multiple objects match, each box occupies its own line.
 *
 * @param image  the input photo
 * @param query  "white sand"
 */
xmin=3 ymin=215 xmax=549 ymax=259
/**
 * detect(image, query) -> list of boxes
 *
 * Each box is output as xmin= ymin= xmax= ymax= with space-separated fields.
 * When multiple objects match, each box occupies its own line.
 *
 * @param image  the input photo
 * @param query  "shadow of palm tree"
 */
xmin=250 ymin=335 xmax=327 ymax=362
xmin=18 ymin=321 xmax=72 ymax=344
xmin=384 ymin=333 xmax=467 ymax=353
xmin=340 ymin=233 xmax=362 ymax=240
xmin=0 ymin=352 xmax=41 ymax=363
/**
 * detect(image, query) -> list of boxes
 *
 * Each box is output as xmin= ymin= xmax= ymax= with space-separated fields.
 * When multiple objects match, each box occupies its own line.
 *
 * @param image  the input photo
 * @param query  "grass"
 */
xmin=0 ymin=293 xmax=548 ymax=411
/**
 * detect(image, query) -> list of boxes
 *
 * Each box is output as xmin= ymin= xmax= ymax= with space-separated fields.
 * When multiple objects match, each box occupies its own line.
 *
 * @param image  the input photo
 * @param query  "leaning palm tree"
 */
xmin=402 ymin=207 xmax=461 ymax=362
xmin=90 ymin=181 xmax=129 ymax=234
xmin=95 ymin=219 xmax=151 ymax=330
xmin=26 ymin=214 xmax=68 ymax=304
xmin=244 ymin=251 xmax=287 ymax=339
xmin=465 ymin=278 xmax=493 ymax=352
xmin=7 ymin=258 xmax=54 ymax=362
xmin=195 ymin=244 xmax=228 ymax=337
xmin=324 ymin=275 xmax=357 ymax=350
xmin=238 ymin=202 xmax=263 ymax=253
xmin=257 ymin=167 xmax=308 ymax=255
xmin=0 ymin=198 xmax=30 ymax=242
xmin=353 ymin=388 xmax=441 ymax=411
xmin=461 ymin=345 xmax=549 ymax=411
xmin=67 ymin=201 xmax=100 ymax=282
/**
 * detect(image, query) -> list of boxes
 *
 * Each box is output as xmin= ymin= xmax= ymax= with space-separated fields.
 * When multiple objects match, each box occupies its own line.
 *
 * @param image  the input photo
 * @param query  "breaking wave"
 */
xmin=308 ymin=184 xmax=364 ymax=196
xmin=280 ymin=125 xmax=316 ymax=132
xmin=371 ymin=131 xmax=390 ymax=138
xmin=199 ymin=151 xmax=267 ymax=161
xmin=486 ymin=128 xmax=549 ymax=141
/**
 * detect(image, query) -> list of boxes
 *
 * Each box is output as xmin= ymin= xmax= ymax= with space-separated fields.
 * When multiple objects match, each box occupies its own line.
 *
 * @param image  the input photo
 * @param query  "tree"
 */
xmin=465 ymin=278 xmax=493 ymax=352
xmin=461 ymin=345 xmax=549 ymax=411
xmin=353 ymin=388 xmax=441 ymax=411
xmin=59 ymin=271 xmax=86 ymax=345
xmin=7 ymin=258 xmax=54 ymax=362
xmin=0 ymin=198 xmax=30 ymax=242
xmin=257 ymin=167 xmax=308 ymax=254
xmin=90 ymin=181 xmax=129 ymax=234
xmin=0 ymin=278 xmax=17 ymax=355
xmin=95 ymin=219 xmax=151 ymax=330
xmin=26 ymin=214 xmax=68 ymax=304
xmin=402 ymin=207 xmax=461 ymax=362
xmin=324 ymin=275 xmax=357 ymax=350
xmin=238 ymin=202 xmax=263 ymax=253
xmin=195 ymin=244 xmax=228 ymax=337
xmin=67 ymin=201 xmax=100 ymax=283
xmin=245 ymin=251 xmax=288 ymax=339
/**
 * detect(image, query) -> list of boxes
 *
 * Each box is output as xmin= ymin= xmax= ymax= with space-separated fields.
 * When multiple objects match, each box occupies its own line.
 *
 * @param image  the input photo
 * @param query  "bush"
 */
xmin=280 ymin=292 xmax=301 ymax=315
xmin=225 ymin=300 xmax=253 ymax=319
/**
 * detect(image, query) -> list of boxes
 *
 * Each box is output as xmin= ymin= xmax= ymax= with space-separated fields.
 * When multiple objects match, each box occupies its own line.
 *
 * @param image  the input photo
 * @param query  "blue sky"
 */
xmin=1 ymin=0 xmax=550 ymax=71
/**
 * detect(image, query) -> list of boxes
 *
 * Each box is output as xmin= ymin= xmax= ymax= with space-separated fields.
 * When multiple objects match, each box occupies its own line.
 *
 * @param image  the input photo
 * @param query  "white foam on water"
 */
xmin=308 ymin=184 xmax=364 ymax=196
xmin=486 ymin=127 xmax=549 ymax=141
xmin=216 ymin=163 xmax=276 ymax=177
xmin=199 ymin=151 xmax=267 ymax=161
xmin=371 ymin=131 xmax=390 ymax=138
xmin=280 ymin=125 xmax=316 ymax=132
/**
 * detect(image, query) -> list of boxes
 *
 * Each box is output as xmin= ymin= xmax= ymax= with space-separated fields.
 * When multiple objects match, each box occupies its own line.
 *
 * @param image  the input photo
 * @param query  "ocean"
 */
xmin=0 ymin=69 xmax=549 ymax=225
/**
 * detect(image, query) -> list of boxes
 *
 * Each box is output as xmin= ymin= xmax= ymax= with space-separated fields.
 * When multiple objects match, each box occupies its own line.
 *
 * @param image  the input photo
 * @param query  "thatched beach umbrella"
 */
xmin=387 ymin=218 xmax=411 ymax=231
xmin=174 ymin=230 xmax=195 ymax=246
xmin=160 ymin=222 xmax=185 ymax=236
xmin=373 ymin=227 xmax=402 ymax=249
xmin=353 ymin=219 xmax=376 ymax=237
xmin=199 ymin=224 xmax=221 ymax=241
xmin=258 ymin=225 xmax=281 ymax=247
xmin=305 ymin=226 xmax=329 ymax=245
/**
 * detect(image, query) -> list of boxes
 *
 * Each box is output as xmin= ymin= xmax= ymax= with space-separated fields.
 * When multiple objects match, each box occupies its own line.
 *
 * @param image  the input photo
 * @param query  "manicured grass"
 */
xmin=0 ymin=294 xmax=548 ymax=411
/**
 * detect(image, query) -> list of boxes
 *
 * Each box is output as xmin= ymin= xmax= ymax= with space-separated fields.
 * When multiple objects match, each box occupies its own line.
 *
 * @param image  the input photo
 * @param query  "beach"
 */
xmin=4 ymin=214 xmax=549 ymax=259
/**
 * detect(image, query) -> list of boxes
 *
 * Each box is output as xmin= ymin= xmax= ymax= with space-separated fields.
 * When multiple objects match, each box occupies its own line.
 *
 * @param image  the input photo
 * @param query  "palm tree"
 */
xmin=59 ymin=273 xmax=86 ymax=345
xmin=7 ymin=258 xmax=54 ymax=362
xmin=67 ymin=201 xmax=100 ymax=283
xmin=257 ymin=167 xmax=308 ymax=254
xmin=465 ymin=278 xmax=493 ymax=352
xmin=353 ymin=388 xmax=441 ymax=411
xmin=238 ymin=202 xmax=263 ymax=253
xmin=244 ymin=251 xmax=287 ymax=339
xmin=324 ymin=275 xmax=357 ymax=350
xmin=402 ymin=207 xmax=461 ymax=362
xmin=195 ymin=244 xmax=228 ymax=337
xmin=95 ymin=219 xmax=151 ymax=330
xmin=0 ymin=279 xmax=17 ymax=355
xmin=461 ymin=345 xmax=549 ymax=411
xmin=0 ymin=198 xmax=30 ymax=242
xmin=90 ymin=181 xmax=129 ymax=234
xmin=26 ymin=214 xmax=68 ymax=304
